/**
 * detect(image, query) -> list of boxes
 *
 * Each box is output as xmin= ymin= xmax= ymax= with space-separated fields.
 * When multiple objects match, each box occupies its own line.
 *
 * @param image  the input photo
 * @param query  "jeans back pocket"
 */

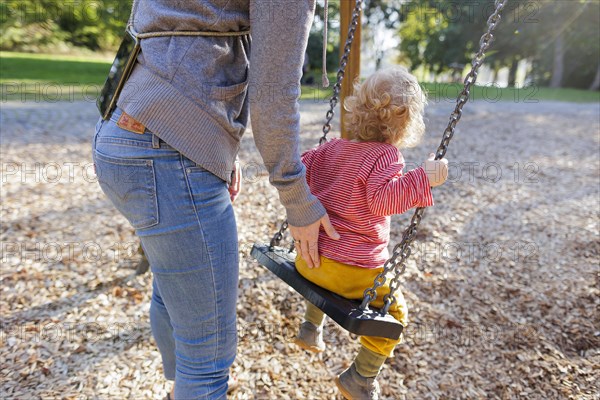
xmin=93 ymin=150 xmax=159 ymax=230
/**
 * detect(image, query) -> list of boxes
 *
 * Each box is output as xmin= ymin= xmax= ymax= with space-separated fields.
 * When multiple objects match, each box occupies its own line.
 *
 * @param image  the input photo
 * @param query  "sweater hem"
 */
xmin=117 ymin=64 xmax=239 ymax=183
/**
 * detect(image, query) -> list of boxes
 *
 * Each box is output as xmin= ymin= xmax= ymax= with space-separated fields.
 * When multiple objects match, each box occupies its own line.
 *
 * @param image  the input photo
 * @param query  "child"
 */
xmin=294 ymin=67 xmax=448 ymax=399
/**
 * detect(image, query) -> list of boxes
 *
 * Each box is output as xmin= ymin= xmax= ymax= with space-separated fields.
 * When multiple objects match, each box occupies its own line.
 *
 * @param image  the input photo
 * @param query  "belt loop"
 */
xmin=152 ymin=134 xmax=160 ymax=149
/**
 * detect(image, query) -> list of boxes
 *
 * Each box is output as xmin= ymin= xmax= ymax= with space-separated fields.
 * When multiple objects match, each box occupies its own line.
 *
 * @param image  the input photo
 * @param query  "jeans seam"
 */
xmin=179 ymin=153 xmax=220 ymax=369
xmin=97 ymin=137 xmax=154 ymax=148
xmin=93 ymin=118 xmax=105 ymax=149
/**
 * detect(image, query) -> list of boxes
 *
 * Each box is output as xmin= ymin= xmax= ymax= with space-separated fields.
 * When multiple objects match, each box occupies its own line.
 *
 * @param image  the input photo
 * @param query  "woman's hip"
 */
xmin=92 ymin=107 xmax=236 ymax=245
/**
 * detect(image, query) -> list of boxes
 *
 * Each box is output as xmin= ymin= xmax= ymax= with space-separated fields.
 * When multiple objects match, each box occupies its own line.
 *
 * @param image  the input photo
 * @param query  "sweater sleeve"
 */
xmin=248 ymin=0 xmax=325 ymax=227
xmin=365 ymin=149 xmax=434 ymax=216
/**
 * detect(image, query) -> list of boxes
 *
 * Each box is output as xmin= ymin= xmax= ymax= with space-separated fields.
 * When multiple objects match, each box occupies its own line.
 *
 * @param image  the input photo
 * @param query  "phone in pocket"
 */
xmin=97 ymin=26 xmax=141 ymax=120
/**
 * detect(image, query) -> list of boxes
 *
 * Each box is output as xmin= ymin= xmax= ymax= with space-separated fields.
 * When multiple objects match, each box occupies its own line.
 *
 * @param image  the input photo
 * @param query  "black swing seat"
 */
xmin=251 ymin=243 xmax=403 ymax=340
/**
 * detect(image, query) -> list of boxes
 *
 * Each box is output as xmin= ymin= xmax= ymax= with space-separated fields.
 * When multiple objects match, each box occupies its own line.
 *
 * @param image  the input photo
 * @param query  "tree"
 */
xmin=398 ymin=0 xmax=486 ymax=75
xmin=522 ymin=0 xmax=599 ymax=89
xmin=590 ymin=66 xmax=600 ymax=91
xmin=395 ymin=0 xmax=600 ymax=89
xmin=1 ymin=0 xmax=132 ymax=51
xmin=549 ymin=31 xmax=565 ymax=88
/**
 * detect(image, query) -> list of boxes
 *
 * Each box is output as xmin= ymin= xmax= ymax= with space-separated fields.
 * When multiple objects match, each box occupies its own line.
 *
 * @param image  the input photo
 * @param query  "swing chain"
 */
xmin=320 ymin=0 xmax=363 ymax=145
xmin=269 ymin=220 xmax=289 ymax=249
xmin=362 ymin=0 xmax=508 ymax=314
xmin=270 ymin=0 xmax=363 ymax=247
xmin=361 ymin=206 xmax=425 ymax=312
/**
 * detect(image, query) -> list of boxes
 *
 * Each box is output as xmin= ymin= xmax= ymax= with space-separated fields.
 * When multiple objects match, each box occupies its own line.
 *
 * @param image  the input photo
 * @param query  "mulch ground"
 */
xmin=1 ymin=99 xmax=598 ymax=399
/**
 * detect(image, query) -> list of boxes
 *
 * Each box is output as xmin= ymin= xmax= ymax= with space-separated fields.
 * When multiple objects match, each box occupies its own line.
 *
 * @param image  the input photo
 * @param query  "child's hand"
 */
xmin=423 ymin=153 xmax=449 ymax=187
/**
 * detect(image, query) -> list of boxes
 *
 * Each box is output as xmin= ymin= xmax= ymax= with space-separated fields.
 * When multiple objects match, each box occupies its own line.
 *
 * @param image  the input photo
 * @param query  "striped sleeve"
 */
xmin=365 ymin=149 xmax=434 ymax=216
xmin=301 ymin=148 xmax=317 ymax=185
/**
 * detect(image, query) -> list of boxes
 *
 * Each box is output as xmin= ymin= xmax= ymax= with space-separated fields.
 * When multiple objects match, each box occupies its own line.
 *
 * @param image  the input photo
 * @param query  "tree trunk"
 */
xmin=375 ymin=50 xmax=383 ymax=71
xmin=589 ymin=64 xmax=600 ymax=91
xmin=508 ymin=60 xmax=518 ymax=87
xmin=550 ymin=32 xmax=565 ymax=88
xmin=490 ymin=66 xmax=499 ymax=84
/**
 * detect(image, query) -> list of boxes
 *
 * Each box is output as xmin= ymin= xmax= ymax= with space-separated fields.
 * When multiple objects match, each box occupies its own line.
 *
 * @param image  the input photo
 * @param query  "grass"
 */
xmin=300 ymin=79 xmax=600 ymax=104
xmin=1 ymin=51 xmax=599 ymax=103
xmin=1 ymin=51 xmax=112 ymax=101
xmin=419 ymin=82 xmax=600 ymax=104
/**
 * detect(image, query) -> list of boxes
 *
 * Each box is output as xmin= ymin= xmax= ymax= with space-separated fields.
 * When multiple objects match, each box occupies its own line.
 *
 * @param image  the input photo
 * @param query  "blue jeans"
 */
xmin=92 ymin=108 xmax=238 ymax=399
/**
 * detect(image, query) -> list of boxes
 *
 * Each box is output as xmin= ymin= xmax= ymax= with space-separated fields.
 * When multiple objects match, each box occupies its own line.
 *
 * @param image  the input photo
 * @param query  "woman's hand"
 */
xmin=289 ymin=214 xmax=340 ymax=269
xmin=229 ymin=160 xmax=242 ymax=203
xmin=424 ymin=153 xmax=449 ymax=187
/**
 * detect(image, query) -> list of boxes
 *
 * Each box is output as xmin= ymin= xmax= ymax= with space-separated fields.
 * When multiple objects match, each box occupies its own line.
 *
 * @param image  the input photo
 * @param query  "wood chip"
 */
xmin=1 ymin=100 xmax=599 ymax=399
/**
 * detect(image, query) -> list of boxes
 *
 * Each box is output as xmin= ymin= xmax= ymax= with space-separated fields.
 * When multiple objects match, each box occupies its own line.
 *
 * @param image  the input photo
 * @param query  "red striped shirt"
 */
xmin=302 ymin=138 xmax=434 ymax=269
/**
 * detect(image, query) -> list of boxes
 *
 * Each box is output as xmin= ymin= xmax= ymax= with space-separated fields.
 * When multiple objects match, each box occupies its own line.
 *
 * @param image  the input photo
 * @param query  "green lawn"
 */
xmin=1 ymin=51 xmax=598 ymax=103
xmin=1 ymin=51 xmax=112 ymax=101
xmin=300 ymin=79 xmax=600 ymax=103
xmin=419 ymin=82 xmax=600 ymax=104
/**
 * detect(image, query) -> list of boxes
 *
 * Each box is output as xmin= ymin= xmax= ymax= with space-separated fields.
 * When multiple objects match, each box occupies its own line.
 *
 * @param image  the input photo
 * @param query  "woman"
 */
xmin=92 ymin=1 xmax=338 ymax=398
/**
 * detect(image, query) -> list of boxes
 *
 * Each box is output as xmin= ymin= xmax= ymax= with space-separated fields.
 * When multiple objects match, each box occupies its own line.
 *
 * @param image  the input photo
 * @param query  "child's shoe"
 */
xmin=335 ymin=364 xmax=380 ymax=400
xmin=293 ymin=321 xmax=325 ymax=353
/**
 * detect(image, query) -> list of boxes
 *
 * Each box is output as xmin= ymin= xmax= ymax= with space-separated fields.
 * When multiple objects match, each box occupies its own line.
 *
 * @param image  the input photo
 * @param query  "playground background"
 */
xmin=2 ymin=96 xmax=598 ymax=399
xmin=1 ymin=0 xmax=599 ymax=399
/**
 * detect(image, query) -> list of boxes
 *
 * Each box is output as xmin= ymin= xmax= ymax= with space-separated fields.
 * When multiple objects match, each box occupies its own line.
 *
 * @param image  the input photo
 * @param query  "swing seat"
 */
xmin=251 ymin=243 xmax=403 ymax=340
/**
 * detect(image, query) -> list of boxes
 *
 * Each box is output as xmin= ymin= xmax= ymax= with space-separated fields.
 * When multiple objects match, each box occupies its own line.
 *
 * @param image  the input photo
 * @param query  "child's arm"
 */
xmin=365 ymin=154 xmax=435 ymax=216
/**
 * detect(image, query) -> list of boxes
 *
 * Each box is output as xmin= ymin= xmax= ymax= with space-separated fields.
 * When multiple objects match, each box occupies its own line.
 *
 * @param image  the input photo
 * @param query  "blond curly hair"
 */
xmin=343 ymin=67 xmax=426 ymax=148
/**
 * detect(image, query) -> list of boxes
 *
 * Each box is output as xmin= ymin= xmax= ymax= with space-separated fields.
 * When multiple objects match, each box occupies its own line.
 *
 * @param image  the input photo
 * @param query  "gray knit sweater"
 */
xmin=117 ymin=0 xmax=325 ymax=227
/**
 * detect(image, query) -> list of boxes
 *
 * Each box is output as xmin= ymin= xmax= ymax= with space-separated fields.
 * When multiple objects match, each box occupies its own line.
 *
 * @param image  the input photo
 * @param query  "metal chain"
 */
xmin=269 ymin=220 xmax=289 ymax=249
xmin=363 ymin=0 xmax=508 ymax=314
xmin=270 ymin=0 xmax=363 ymax=248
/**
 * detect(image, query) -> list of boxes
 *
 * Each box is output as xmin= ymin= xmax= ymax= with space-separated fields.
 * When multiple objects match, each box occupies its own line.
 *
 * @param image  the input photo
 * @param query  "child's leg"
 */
xmin=295 ymin=301 xmax=326 ymax=353
xmin=296 ymin=255 xmax=407 ymax=398
xmin=354 ymin=346 xmax=389 ymax=378
xmin=358 ymin=288 xmax=408 ymax=376
xmin=304 ymin=301 xmax=325 ymax=327
xmin=336 ymin=347 xmax=385 ymax=399
xmin=336 ymin=292 xmax=406 ymax=399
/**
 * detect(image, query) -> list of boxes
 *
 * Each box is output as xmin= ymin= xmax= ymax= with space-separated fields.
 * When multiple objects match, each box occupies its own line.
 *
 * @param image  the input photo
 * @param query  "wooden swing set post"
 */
xmin=340 ymin=0 xmax=361 ymax=140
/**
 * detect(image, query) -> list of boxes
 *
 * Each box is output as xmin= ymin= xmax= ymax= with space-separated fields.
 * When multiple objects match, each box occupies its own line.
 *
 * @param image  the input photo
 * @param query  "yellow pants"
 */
xmin=295 ymin=254 xmax=408 ymax=357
